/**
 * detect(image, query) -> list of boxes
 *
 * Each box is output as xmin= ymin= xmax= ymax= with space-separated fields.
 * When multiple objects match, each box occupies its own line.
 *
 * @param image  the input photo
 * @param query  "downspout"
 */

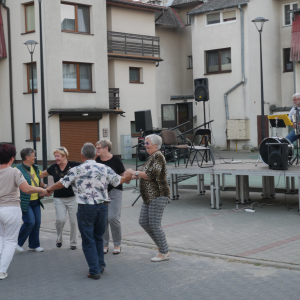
xmin=224 ymin=4 xmax=245 ymax=149
xmin=293 ymin=62 xmax=296 ymax=93
xmin=1 ymin=0 xmax=15 ymax=145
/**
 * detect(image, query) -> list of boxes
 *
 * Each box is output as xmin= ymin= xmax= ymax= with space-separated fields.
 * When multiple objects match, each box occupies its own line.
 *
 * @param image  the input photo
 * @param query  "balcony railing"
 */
xmin=109 ymin=88 xmax=120 ymax=110
xmin=107 ymin=31 xmax=160 ymax=58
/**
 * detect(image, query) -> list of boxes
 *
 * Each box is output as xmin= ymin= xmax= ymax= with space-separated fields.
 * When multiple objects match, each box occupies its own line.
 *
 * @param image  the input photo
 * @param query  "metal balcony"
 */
xmin=109 ymin=88 xmax=120 ymax=110
xmin=107 ymin=31 xmax=160 ymax=58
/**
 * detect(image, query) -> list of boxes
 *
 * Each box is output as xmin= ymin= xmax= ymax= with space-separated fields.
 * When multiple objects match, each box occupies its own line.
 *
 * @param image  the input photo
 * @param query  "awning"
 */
xmin=48 ymin=108 xmax=125 ymax=116
xmin=290 ymin=11 xmax=300 ymax=62
xmin=0 ymin=7 xmax=7 ymax=58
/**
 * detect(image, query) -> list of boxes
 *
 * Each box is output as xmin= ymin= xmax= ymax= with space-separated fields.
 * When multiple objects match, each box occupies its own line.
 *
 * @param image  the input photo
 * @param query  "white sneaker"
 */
xmin=0 ymin=272 xmax=8 ymax=280
xmin=28 ymin=247 xmax=44 ymax=252
xmin=151 ymin=252 xmax=170 ymax=262
xmin=16 ymin=245 xmax=24 ymax=252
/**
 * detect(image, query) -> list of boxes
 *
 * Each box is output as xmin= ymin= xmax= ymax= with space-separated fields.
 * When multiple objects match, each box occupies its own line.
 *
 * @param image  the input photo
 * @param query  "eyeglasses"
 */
xmin=145 ymin=142 xmax=150 ymax=146
xmin=96 ymin=147 xmax=103 ymax=150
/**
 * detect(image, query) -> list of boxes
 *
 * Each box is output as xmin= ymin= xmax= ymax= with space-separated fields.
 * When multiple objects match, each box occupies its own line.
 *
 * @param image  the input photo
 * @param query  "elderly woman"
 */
xmin=40 ymin=147 xmax=81 ymax=250
xmin=128 ymin=134 xmax=170 ymax=262
xmin=16 ymin=148 xmax=48 ymax=253
xmin=0 ymin=144 xmax=47 ymax=279
xmin=95 ymin=139 xmax=125 ymax=255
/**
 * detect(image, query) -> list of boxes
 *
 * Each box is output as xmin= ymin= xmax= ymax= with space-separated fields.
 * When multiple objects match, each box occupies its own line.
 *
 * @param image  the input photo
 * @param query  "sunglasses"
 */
xmin=57 ymin=147 xmax=66 ymax=155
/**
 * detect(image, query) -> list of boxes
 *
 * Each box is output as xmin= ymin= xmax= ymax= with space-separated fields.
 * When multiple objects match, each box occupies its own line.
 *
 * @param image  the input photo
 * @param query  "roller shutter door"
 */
xmin=60 ymin=120 xmax=99 ymax=161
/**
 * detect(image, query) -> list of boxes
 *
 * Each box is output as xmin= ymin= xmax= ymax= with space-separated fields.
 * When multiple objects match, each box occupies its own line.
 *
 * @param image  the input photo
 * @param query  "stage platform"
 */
xmin=167 ymin=160 xmax=300 ymax=214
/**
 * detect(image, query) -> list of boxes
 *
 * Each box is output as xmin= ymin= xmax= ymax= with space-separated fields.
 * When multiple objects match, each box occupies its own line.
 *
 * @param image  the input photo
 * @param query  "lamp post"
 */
xmin=252 ymin=17 xmax=269 ymax=141
xmin=24 ymin=40 xmax=38 ymax=156
xmin=38 ymin=0 xmax=48 ymax=183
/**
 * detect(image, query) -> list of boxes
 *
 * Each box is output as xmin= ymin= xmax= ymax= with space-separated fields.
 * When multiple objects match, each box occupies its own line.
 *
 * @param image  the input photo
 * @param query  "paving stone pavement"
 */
xmin=39 ymin=187 xmax=300 ymax=268
xmin=2 ymin=231 xmax=300 ymax=300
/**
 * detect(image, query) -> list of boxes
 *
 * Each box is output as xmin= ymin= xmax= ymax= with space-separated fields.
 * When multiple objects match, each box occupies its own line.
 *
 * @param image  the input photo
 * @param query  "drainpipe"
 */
xmin=224 ymin=4 xmax=245 ymax=149
xmin=1 ymin=0 xmax=15 ymax=145
xmin=293 ymin=62 xmax=296 ymax=93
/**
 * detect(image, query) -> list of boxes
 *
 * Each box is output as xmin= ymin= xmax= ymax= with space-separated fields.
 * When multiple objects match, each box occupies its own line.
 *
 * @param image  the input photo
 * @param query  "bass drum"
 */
xmin=259 ymin=137 xmax=294 ymax=165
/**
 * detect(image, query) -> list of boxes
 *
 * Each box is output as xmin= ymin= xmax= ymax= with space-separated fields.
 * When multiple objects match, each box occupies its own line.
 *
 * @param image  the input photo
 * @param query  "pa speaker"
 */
xmin=194 ymin=78 xmax=209 ymax=102
xmin=268 ymin=143 xmax=289 ymax=170
xmin=135 ymin=110 xmax=153 ymax=133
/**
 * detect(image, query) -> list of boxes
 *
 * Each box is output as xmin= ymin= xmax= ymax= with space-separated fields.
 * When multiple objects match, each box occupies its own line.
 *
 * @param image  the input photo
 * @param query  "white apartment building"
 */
xmin=0 ymin=0 xmax=298 ymax=163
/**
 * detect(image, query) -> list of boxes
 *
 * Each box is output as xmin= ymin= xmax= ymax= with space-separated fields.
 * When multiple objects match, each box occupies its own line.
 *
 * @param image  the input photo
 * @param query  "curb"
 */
xmin=123 ymin=240 xmax=300 ymax=271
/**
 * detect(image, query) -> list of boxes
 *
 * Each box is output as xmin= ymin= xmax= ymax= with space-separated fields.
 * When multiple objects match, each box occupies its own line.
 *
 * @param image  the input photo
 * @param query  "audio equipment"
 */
xmin=268 ymin=143 xmax=290 ymax=170
xmin=194 ymin=78 xmax=209 ymax=102
xmin=135 ymin=110 xmax=153 ymax=133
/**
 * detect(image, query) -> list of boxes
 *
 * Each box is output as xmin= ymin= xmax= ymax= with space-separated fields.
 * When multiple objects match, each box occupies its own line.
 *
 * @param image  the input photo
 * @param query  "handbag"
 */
xmin=21 ymin=165 xmax=44 ymax=200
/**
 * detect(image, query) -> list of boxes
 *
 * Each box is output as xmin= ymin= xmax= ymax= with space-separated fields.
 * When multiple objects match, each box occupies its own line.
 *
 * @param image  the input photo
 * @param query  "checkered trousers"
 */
xmin=139 ymin=196 xmax=169 ymax=254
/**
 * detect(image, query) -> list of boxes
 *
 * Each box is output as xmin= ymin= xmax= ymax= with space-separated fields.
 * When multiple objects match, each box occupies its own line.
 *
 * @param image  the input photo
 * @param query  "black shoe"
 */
xmin=100 ymin=267 xmax=105 ymax=274
xmin=56 ymin=242 xmax=62 ymax=248
xmin=70 ymin=246 xmax=77 ymax=250
xmin=87 ymin=273 xmax=100 ymax=280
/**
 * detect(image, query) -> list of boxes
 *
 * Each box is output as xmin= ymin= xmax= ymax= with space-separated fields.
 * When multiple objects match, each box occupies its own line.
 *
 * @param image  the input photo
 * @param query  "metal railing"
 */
xmin=107 ymin=31 xmax=160 ymax=57
xmin=109 ymin=88 xmax=120 ymax=109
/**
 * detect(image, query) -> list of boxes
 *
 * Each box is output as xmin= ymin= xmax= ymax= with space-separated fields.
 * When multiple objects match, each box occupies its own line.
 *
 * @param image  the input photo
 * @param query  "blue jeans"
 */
xmin=77 ymin=203 xmax=108 ymax=276
xmin=18 ymin=200 xmax=41 ymax=248
xmin=286 ymin=130 xmax=297 ymax=143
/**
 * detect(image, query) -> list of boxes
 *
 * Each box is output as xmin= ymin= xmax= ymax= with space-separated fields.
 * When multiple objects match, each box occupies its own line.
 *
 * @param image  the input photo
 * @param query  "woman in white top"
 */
xmin=0 ymin=144 xmax=47 ymax=280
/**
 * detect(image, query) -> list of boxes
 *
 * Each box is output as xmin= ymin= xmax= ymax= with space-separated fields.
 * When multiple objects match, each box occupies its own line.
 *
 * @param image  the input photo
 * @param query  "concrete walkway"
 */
xmin=40 ymin=186 xmax=300 ymax=270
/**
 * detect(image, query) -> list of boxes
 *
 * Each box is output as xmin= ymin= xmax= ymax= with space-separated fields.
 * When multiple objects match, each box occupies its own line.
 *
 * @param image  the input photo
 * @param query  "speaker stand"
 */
xmin=291 ymin=138 xmax=300 ymax=165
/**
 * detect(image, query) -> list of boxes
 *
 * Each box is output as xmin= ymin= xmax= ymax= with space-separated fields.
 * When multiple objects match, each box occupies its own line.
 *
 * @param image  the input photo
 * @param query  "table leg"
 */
xmin=197 ymin=174 xmax=201 ymax=195
xmin=216 ymin=174 xmax=221 ymax=210
xmin=222 ymin=173 xmax=226 ymax=191
xmin=170 ymin=174 xmax=174 ymax=200
xmin=210 ymin=174 xmax=216 ymax=209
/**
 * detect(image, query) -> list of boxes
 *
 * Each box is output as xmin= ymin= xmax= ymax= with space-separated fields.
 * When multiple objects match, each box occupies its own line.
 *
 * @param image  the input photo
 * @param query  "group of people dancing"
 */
xmin=0 ymin=134 xmax=170 ymax=280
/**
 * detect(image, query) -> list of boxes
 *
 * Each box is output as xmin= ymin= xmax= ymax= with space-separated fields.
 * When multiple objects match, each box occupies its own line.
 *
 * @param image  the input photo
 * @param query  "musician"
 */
xmin=286 ymin=93 xmax=300 ymax=143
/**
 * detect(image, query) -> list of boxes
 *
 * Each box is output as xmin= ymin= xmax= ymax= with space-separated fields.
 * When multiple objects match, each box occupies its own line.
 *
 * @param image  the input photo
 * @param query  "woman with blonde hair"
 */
xmin=40 ymin=147 xmax=81 ymax=250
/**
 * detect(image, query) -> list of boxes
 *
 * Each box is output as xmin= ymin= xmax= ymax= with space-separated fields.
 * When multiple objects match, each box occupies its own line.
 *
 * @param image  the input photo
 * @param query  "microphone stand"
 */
xmin=290 ymin=103 xmax=300 ymax=165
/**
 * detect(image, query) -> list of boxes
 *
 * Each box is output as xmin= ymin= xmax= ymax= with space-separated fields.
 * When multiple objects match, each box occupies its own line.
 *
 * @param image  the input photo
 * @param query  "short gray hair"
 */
xmin=81 ymin=143 xmax=96 ymax=159
xmin=292 ymin=93 xmax=300 ymax=100
xmin=20 ymin=148 xmax=35 ymax=161
xmin=145 ymin=134 xmax=162 ymax=149
xmin=95 ymin=139 xmax=112 ymax=152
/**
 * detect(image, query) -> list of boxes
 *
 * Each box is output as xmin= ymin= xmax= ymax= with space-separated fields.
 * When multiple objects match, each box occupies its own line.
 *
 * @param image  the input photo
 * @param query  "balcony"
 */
xmin=107 ymin=31 xmax=162 ymax=62
xmin=109 ymin=88 xmax=120 ymax=110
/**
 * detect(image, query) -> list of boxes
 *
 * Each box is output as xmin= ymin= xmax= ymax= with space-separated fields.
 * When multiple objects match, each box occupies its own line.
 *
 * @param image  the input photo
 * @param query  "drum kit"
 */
xmin=258 ymin=114 xmax=297 ymax=167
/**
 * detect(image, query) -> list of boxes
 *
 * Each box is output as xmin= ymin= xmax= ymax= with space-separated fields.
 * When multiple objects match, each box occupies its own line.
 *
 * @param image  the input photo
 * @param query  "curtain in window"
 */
xmin=207 ymin=51 xmax=219 ymax=72
xmin=223 ymin=10 xmax=236 ymax=22
xmin=61 ymin=4 xmax=75 ymax=31
xmin=130 ymin=68 xmax=139 ymax=82
xmin=163 ymin=105 xmax=176 ymax=121
xmin=79 ymin=64 xmax=91 ymax=90
xmin=78 ymin=5 xmax=90 ymax=33
xmin=26 ymin=5 xmax=35 ymax=32
xmin=220 ymin=49 xmax=231 ymax=71
xmin=63 ymin=64 xmax=77 ymax=89
xmin=207 ymin=13 xmax=220 ymax=25
xmin=28 ymin=64 xmax=37 ymax=91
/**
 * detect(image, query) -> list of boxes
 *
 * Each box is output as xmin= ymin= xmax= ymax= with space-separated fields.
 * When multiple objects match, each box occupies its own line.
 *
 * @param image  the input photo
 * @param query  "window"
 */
xmin=206 ymin=48 xmax=231 ymax=74
xmin=129 ymin=67 xmax=141 ymax=83
xmin=131 ymin=121 xmax=141 ymax=137
xmin=63 ymin=63 xmax=92 ymax=91
xmin=283 ymin=48 xmax=293 ymax=72
xmin=207 ymin=10 xmax=236 ymax=25
xmin=188 ymin=55 xmax=193 ymax=69
xmin=27 ymin=63 xmax=37 ymax=92
xmin=25 ymin=3 xmax=35 ymax=33
xmin=186 ymin=14 xmax=192 ymax=25
xmin=284 ymin=3 xmax=298 ymax=26
xmin=61 ymin=3 xmax=90 ymax=33
xmin=29 ymin=123 xmax=40 ymax=141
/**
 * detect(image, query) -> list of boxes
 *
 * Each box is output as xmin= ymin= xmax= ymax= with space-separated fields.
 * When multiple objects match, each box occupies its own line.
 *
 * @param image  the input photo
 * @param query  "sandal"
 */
xmin=113 ymin=247 xmax=121 ymax=255
xmin=103 ymin=248 xmax=109 ymax=254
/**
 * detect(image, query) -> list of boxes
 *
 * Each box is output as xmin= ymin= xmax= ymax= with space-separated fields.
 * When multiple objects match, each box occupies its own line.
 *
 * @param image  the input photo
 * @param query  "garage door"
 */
xmin=60 ymin=120 xmax=99 ymax=161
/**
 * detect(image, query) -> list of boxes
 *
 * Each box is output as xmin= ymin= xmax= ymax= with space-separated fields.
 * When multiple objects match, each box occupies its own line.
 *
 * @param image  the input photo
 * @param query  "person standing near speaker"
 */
xmin=286 ymin=93 xmax=300 ymax=143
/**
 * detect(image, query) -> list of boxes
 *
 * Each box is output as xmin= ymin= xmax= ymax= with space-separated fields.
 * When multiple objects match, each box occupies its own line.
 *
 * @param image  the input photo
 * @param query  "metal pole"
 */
xmin=259 ymin=31 xmax=265 ymax=140
xmin=31 ymin=52 xmax=37 ymax=158
xmin=39 ymin=0 xmax=48 ymax=182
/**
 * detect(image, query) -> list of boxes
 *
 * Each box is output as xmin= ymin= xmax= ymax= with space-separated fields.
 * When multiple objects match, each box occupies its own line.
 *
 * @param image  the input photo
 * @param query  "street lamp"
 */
xmin=24 ymin=40 xmax=38 ymax=156
xmin=252 ymin=17 xmax=269 ymax=141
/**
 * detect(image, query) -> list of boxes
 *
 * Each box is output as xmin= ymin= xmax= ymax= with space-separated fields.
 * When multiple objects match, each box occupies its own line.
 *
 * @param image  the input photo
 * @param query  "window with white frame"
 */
xmin=284 ymin=3 xmax=298 ymax=26
xmin=206 ymin=10 xmax=236 ymax=25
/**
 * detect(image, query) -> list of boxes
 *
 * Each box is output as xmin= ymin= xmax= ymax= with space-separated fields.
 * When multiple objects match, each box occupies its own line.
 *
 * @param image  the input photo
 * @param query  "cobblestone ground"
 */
xmin=1 ymin=231 xmax=300 ymax=300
